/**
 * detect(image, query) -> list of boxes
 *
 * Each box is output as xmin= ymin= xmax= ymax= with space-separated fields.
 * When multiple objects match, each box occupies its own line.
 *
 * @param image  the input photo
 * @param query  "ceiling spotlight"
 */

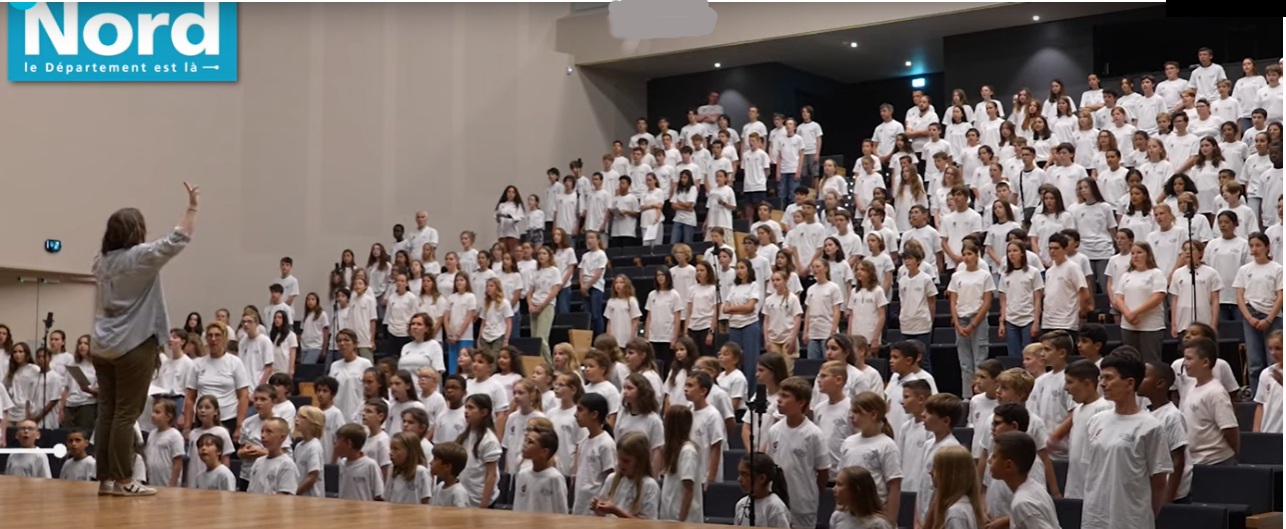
xmin=905 ymin=61 xmax=912 ymax=67
xmin=566 ymin=66 xmax=574 ymax=75
xmin=714 ymin=62 xmax=721 ymax=68
xmin=850 ymin=42 xmax=858 ymax=48
xmin=1032 ymin=15 xmax=1040 ymax=21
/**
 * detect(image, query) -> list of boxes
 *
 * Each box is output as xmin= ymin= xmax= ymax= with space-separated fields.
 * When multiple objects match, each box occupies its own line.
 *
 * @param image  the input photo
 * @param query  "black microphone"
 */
xmin=751 ymin=383 xmax=768 ymax=413
xmin=43 ymin=312 xmax=54 ymax=329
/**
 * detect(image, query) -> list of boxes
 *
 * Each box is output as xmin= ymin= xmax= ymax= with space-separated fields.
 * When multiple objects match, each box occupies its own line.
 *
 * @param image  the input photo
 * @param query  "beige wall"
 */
xmin=0 ymin=272 xmax=95 ymax=347
xmin=557 ymin=1 xmax=1004 ymax=64
xmin=0 ymin=3 xmax=646 ymax=342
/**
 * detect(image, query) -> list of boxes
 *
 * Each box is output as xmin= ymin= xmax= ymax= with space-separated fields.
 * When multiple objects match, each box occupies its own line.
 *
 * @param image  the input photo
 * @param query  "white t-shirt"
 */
xmin=513 ymin=466 xmax=568 ymax=514
xmin=687 ymin=284 xmax=719 ymax=331
xmin=478 ymin=299 xmax=514 ymax=342
xmin=361 ymin=430 xmax=391 ymax=471
xmin=144 ymin=427 xmax=185 ymax=487
xmin=580 ymin=249 xmax=608 ymax=292
xmin=1234 ymin=260 xmax=1284 ymax=313
xmin=763 ymin=292 xmax=804 ymax=343
xmin=897 ymin=270 xmax=939 ymax=335
xmin=1151 ymin=402 xmax=1193 ymax=500
xmin=293 ymin=437 xmax=326 ymax=497
xmin=327 ymin=356 xmax=373 ymax=424
xmin=445 ymin=292 xmax=478 ymax=342
xmin=645 ymin=289 xmax=682 ymax=343
xmin=691 ymin=404 xmax=726 ymax=484
xmin=1063 ymin=398 xmax=1114 ymax=499
xmin=1255 ymin=367 xmax=1283 ymax=433
xmin=1000 ymin=267 xmax=1044 ymax=328
xmin=734 ymin=493 xmax=792 ymax=527
xmin=400 ymin=339 xmax=445 ymax=374
xmin=766 ymin=418 xmax=830 ymax=529
xmin=1080 ymin=411 xmax=1172 ymax=529
xmin=1205 ymin=236 xmax=1250 ymax=305
xmin=847 ymin=286 xmax=888 ymax=343
xmin=805 ymin=281 xmax=844 ymax=340
xmin=248 ymin=453 xmax=298 ymax=495
xmin=658 ymin=442 xmax=704 ymax=522
xmin=1182 ymin=380 xmax=1238 ymax=464
xmin=186 ymin=354 xmax=251 ymax=422
xmin=726 ymin=283 xmax=763 ymax=329
xmin=916 ymin=435 xmax=964 ymax=520
xmin=458 ymin=430 xmax=503 ymax=507
xmin=584 ymin=380 xmax=622 ymax=417
xmin=1030 ymin=369 xmax=1074 ymax=457
xmin=777 ymin=134 xmax=805 ymax=173
xmin=384 ymin=465 xmax=433 ymax=504
xmin=338 ymin=456 xmax=384 ymax=501
xmin=604 ymin=296 xmax=643 ymax=345
xmin=573 ymin=431 xmax=617 ymax=515
xmin=812 ymin=396 xmax=852 ymax=478
xmin=948 ymin=267 xmax=995 ymax=317
xmin=1041 ymin=259 xmax=1087 ymax=331
xmin=597 ymin=474 xmax=661 ymax=519
xmin=1168 ymin=265 xmax=1222 ymax=330
xmin=1008 ymin=478 xmax=1060 ymax=529
xmin=1114 ymin=268 xmax=1168 ymax=331
xmin=797 ymin=121 xmax=823 ymax=154
xmin=194 ymin=464 xmax=236 ymax=491
xmin=239 ymin=333 xmax=275 ymax=385
xmin=839 ymin=432 xmax=903 ymax=505
xmin=941 ymin=209 xmax=984 ymax=269
xmin=743 ymin=148 xmax=771 ymax=192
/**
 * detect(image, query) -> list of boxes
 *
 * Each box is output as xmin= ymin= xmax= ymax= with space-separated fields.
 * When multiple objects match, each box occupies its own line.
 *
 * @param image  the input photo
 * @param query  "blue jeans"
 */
xmin=300 ymin=348 xmax=323 ymax=364
xmin=447 ymin=340 xmax=474 ymax=375
xmin=957 ymin=319 xmax=989 ymax=398
xmin=778 ymin=173 xmax=797 ymax=200
xmin=510 ymin=316 xmax=522 ymax=340
xmin=1219 ymin=304 xmax=1241 ymax=323
xmin=670 ymin=223 xmax=696 ymax=244
xmin=556 ymin=286 xmax=571 ymax=314
xmin=587 ymin=288 xmax=605 ymax=337
xmin=904 ymin=333 xmax=933 ymax=372
xmin=730 ymin=321 xmax=763 ymax=388
xmin=733 ymin=321 xmax=763 ymax=395
xmin=807 ymin=339 xmax=826 ymax=360
xmin=1242 ymin=307 xmax=1282 ymax=397
xmin=1005 ymin=322 xmax=1034 ymax=357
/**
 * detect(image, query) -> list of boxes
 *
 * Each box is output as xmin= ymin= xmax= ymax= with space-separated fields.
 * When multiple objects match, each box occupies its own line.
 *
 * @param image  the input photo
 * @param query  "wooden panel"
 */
xmin=569 ymin=329 xmax=593 ymax=355
xmin=0 ymin=477 xmax=715 ymax=528
xmin=520 ymin=356 xmax=545 ymax=376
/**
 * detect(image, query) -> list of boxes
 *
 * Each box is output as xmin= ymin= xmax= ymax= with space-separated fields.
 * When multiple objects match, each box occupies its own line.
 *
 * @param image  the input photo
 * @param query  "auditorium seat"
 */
xmin=1053 ymin=498 xmax=1082 ymax=529
xmin=1240 ymin=432 xmax=1283 ymax=464
xmin=324 ymin=464 xmax=339 ymax=497
xmin=1235 ymin=401 xmax=1257 ymax=432
xmin=724 ymin=449 xmax=747 ymax=482
xmin=815 ymin=488 xmax=835 ymax=529
xmin=794 ymin=358 xmax=822 ymax=377
xmin=703 ymin=481 xmax=742 ymax=524
xmin=1052 ymin=458 xmax=1068 ymax=491
xmin=898 ymin=491 xmax=917 ymax=529
xmin=951 ymin=427 xmax=973 ymax=448
xmin=1191 ymin=464 xmax=1277 ymax=514
xmin=294 ymin=364 xmax=326 ymax=384
xmin=289 ymin=395 xmax=313 ymax=409
xmin=727 ymin=423 xmax=744 ymax=450
xmin=1156 ymin=503 xmax=1239 ymax=529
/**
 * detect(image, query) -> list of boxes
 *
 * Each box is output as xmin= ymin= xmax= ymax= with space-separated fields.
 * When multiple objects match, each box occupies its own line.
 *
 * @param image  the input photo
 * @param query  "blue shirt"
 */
xmin=92 ymin=228 xmax=190 ymax=359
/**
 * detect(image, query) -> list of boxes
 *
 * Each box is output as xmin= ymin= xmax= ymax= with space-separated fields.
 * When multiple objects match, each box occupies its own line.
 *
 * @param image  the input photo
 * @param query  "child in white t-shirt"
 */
xmin=513 ymin=428 xmax=568 ymax=514
xmin=428 ymin=442 xmax=469 ymax=506
xmin=1030 ymin=332 xmax=1075 ymax=459
xmin=361 ymin=399 xmax=393 ymax=480
xmin=733 ymin=452 xmax=793 ymax=528
xmin=193 ymin=433 xmax=236 ymax=491
xmin=988 ymin=431 xmax=1060 ymax=529
xmin=1139 ymin=360 xmax=1195 ymax=503
xmin=659 ymin=405 xmax=704 ymax=523
xmin=247 ymin=417 xmax=298 ymax=495
xmin=457 ymin=394 xmax=503 ymax=507
xmin=1255 ymin=330 xmax=1284 ymax=433
xmin=384 ymin=431 xmax=433 ymax=504
xmin=1179 ymin=337 xmax=1240 ymax=465
xmin=765 ymin=377 xmax=830 ymax=529
xmin=915 ymin=393 xmax=964 ymax=525
xmin=840 ymin=392 xmax=904 ymax=517
xmin=144 ymin=399 xmax=185 ymax=487
xmin=897 ymin=244 xmax=939 ymax=349
xmin=58 ymin=429 xmax=96 ymax=482
xmin=813 ymin=361 xmax=853 ymax=479
xmin=573 ymin=392 xmax=617 ymax=515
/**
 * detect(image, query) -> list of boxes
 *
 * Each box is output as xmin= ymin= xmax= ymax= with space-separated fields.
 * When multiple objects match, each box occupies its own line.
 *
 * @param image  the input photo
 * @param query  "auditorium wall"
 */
xmin=0 ymin=3 xmax=645 ymax=343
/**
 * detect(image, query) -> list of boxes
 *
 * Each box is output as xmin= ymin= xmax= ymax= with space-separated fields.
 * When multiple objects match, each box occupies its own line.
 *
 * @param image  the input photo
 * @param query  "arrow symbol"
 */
xmin=202 ymin=65 xmax=219 ymax=70
xmin=0 ymin=443 xmax=67 ymax=457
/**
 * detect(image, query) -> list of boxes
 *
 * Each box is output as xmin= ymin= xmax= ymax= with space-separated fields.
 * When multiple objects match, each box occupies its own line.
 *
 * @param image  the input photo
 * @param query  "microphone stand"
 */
xmin=748 ymin=384 xmax=768 ymax=526
xmin=1184 ymin=205 xmax=1198 ymax=325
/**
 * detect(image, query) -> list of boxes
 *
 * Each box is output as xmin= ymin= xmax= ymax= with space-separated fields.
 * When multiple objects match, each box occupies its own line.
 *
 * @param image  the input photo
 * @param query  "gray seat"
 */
xmin=1191 ymin=464 xmax=1278 ymax=514
xmin=1156 ymin=503 xmax=1233 ymax=529
xmin=702 ymin=481 xmax=742 ymax=524
xmin=1239 ymin=432 xmax=1283 ymax=465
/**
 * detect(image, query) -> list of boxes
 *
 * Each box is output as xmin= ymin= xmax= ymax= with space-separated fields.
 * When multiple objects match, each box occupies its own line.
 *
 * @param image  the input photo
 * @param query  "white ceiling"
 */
xmin=586 ymin=2 xmax=1153 ymax=83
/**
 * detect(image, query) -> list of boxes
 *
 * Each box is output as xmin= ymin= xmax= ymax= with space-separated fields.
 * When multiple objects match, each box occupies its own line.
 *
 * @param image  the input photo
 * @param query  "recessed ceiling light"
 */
xmin=905 ymin=61 xmax=912 ymax=67
xmin=714 ymin=62 xmax=721 ymax=68
xmin=1032 ymin=15 xmax=1040 ymax=21
xmin=850 ymin=42 xmax=858 ymax=48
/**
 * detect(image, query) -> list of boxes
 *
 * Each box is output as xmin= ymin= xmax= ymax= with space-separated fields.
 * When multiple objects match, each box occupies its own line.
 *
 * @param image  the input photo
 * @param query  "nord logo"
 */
xmin=7 ymin=2 xmax=238 ymax=82
xmin=26 ymin=2 xmax=220 ymax=56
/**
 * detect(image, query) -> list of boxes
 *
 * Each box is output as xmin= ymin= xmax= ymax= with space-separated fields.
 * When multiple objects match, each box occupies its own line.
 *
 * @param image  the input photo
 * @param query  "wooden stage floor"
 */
xmin=0 ymin=476 xmax=700 ymax=528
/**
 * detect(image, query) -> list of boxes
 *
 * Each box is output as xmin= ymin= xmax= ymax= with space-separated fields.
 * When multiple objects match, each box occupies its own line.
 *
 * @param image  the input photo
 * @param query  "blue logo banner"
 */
xmin=7 ymin=2 xmax=237 ymax=82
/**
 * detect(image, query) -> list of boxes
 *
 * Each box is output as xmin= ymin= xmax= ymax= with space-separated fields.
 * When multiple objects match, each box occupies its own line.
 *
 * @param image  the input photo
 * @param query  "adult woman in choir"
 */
xmin=92 ymin=182 xmax=199 ymax=497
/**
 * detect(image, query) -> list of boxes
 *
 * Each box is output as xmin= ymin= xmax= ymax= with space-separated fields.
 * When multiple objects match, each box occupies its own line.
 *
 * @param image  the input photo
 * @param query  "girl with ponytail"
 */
xmin=734 ymin=451 xmax=791 ymax=527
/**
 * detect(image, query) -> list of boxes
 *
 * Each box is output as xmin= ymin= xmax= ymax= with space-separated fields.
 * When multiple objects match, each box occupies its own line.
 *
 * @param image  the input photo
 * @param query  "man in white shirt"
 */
xmin=408 ymin=210 xmax=439 ymax=258
xmin=697 ymin=91 xmax=725 ymax=139
xmin=627 ymin=147 xmax=652 ymax=199
xmin=939 ymin=188 xmax=983 ymax=270
xmin=797 ymin=106 xmax=824 ymax=183
xmin=776 ymin=118 xmax=806 ymax=201
xmin=905 ymin=96 xmax=940 ymax=154
xmin=742 ymin=106 xmax=768 ymax=154
xmin=629 ymin=118 xmax=655 ymax=153
xmin=767 ymin=113 xmax=786 ymax=169
xmin=872 ymin=103 xmax=905 ymax=164
xmin=1190 ymin=47 xmax=1228 ymax=101
xmin=1080 ymin=352 xmax=1172 ymax=529
xmin=905 ymin=89 xmax=936 ymax=124
xmin=1157 ymin=61 xmax=1191 ymax=111
xmin=610 ymin=141 xmax=630 ymax=177
xmin=274 ymin=257 xmax=300 ymax=307
xmin=1014 ymin=147 xmax=1046 ymax=222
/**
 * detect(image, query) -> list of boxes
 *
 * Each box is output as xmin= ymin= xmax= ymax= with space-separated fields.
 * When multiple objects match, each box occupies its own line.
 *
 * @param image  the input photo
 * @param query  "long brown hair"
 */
xmin=661 ymin=405 xmax=694 ymax=474
xmin=100 ymin=208 xmax=147 ymax=254
xmin=929 ymin=446 xmax=985 ymax=529
xmin=836 ymin=466 xmax=892 ymax=523
xmin=607 ymin=432 xmax=653 ymax=514
xmin=851 ymin=392 xmax=894 ymax=438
